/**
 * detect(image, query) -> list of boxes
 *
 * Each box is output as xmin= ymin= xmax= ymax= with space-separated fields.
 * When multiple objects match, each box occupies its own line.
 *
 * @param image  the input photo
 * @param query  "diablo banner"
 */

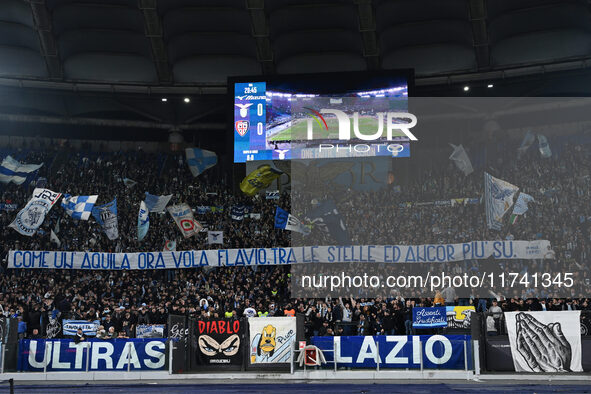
xmin=193 ymin=319 xmax=243 ymax=369
xmin=249 ymin=317 xmax=296 ymax=364
xmin=8 ymin=240 xmax=552 ymax=270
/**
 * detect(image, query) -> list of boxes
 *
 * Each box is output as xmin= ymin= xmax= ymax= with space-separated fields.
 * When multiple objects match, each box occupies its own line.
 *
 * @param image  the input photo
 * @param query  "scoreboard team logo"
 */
xmin=235 ymin=120 xmax=250 ymax=137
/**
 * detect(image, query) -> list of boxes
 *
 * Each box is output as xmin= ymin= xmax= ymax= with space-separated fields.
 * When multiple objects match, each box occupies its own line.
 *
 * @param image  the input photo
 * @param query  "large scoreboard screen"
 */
xmin=231 ymin=71 xmax=412 ymax=163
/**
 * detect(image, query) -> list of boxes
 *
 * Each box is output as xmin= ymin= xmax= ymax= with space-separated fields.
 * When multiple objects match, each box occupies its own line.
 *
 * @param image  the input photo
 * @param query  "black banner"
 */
xmin=192 ymin=319 xmax=243 ymax=370
xmin=168 ymin=314 xmax=189 ymax=373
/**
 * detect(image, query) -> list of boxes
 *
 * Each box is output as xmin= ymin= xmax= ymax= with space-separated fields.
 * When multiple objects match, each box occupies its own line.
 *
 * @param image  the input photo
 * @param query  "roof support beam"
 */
xmin=139 ymin=0 xmax=172 ymax=83
xmin=28 ymin=0 xmax=62 ymax=79
xmin=356 ymin=0 xmax=380 ymax=70
xmin=246 ymin=0 xmax=275 ymax=74
xmin=468 ymin=0 xmax=490 ymax=69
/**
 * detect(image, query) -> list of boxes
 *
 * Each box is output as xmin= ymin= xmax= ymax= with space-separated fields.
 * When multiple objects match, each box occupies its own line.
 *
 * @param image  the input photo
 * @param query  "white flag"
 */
xmin=449 ymin=144 xmax=473 ymax=176
xmin=123 ymin=178 xmax=137 ymax=188
xmin=167 ymin=203 xmax=200 ymax=238
xmin=0 ymin=156 xmax=43 ymax=185
xmin=512 ymin=193 xmax=534 ymax=216
xmin=484 ymin=173 xmax=519 ymax=230
xmin=207 ymin=231 xmax=223 ymax=245
xmin=9 ymin=188 xmax=62 ymax=236
xmin=50 ymin=230 xmax=61 ymax=247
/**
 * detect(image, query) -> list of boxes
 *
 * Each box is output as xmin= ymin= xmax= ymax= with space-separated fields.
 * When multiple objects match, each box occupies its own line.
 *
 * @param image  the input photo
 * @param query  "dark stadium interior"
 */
xmin=0 ymin=0 xmax=591 ymax=390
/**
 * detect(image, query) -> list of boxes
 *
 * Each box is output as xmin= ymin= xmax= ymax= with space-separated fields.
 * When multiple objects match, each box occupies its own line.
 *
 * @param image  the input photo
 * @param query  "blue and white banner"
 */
xmin=197 ymin=206 xmax=210 ymax=214
xmin=61 ymin=194 xmax=98 ymax=221
xmin=484 ymin=172 xmax=519 ymax=231
xmin=17 ymin=339 xmax=166 ymax=371
xmin=512 ymin=193 xmax=534 ymax=216
xmin=62 ymin=320 xmax=100 ymax=336
xmin=136 ymin=324 xmax=165 ymax=339
xmin=412 ymin=306 xmax=476 ymax=329
xmin=412 ymin=307 xmax=447 ymax=328
xmin=0 ymin=155 xmax=43 ymax=185
xmin=207 ymin=231 xmax=223 ymax=245
xmin=265 ymin=190 xmax=280 ymax=200
xmin=9 ymin=188 xmax=62 ymax=236
xmin=144 ymin=192 xmax=172 ymax=213
xmin=138 ymin=201 xmax=149 ymax=241
xmin=311 ymin=335 xmax=471 ymax=369
xmin=274 ymin=207 xmax=310 ymax=235
xmin=92 ymin=199 xmax=118 ymax=240
xmin=0 ymin=203 xmax=17 ymax=211
xmin=7 ymin=240 xmax=552 ymax=270
xmin=186 ymin=148 xmax=217 ymax=177
xmin=231 ymin=205 xmax=245 ymax=221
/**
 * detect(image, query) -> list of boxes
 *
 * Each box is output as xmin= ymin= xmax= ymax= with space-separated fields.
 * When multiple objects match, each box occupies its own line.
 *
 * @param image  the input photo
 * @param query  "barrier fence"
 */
xmin=0 ymin=312 xmax=589 ymax=375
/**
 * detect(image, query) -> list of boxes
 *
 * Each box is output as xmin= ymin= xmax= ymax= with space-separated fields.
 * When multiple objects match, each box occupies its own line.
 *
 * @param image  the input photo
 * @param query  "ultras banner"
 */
xmin=193 ymin=319 xmax=243 ymax=369
xmin=249 ymin=317 xmax=296 ymax=364
xmin=17 ymin=338 xmax=166 ymax=371
xmin=505 ymin=311 xmax=583 ymax=372
xmin=311 ymin=335 xmax=472 ymax=369
xmin=8 ymin=240 xmax=552 ymax=270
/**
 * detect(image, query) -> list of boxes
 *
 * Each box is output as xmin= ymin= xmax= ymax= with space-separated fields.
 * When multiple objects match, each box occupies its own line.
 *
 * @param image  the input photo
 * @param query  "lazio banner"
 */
xmin=8 ymin=240 xmax=551 ymax=270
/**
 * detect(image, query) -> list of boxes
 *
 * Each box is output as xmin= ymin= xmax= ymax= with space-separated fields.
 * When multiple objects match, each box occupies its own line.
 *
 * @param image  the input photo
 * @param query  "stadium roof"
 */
xmin=0 ymin=0 xmax=590 ymax=137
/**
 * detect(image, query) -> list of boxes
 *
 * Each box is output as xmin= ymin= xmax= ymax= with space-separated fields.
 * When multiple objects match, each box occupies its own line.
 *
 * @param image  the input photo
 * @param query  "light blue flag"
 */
xmin=185 ymin=148 xmax=217 ymax=177
xmin=484 ymin=173 xmax=519 ymax=230
xmin=61 ymin=194 xmax=98 ymax=220
xmin=138 ymin=200 xmax=149 ymax=241
xmin=0 ymin=156 xmax=43 ymax=185
xmin=144 ymin=192 xmax=172 ymax=213
xmin=92 ymin=198 xmax=118 ymax=240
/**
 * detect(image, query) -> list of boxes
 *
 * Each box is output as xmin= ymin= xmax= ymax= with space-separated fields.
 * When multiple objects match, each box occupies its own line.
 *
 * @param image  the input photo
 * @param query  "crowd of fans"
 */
xmin=0 ymin=132 xmax=590 ymax=339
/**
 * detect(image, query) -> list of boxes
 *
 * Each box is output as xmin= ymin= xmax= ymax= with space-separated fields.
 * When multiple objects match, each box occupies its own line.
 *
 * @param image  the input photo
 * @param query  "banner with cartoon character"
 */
xmin=248 ymin=317 xmax=296 ymax=364
xmin=193 ymin=319 xmax=243 ymax=369
xmin=446 ymin=306 xmax=475 ymax=329
xmin=505 ymin=311 xmax=582 ymax=372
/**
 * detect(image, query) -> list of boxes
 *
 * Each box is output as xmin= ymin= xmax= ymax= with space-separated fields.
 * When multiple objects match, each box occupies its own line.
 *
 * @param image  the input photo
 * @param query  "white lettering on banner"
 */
xmin=69 ymin=342 xmax=86 ymax=369
xmin=385 ymin=336 xmax=408 ymax=363
xmin=7 ymin=240 xmax=553 ymax=270
xmin=333 ymin=336 xmax=454 ymax=366
xmin=356 ymin=336 xmax=381 ymax=364
xmin=334 ymin=337 xmax=352 ymax=363
xmin=52 ymin=341 xmax=70 ymax=369
xmin=145 ymin=341 xmax=166 ymax=369
xmin=425 ymin=335 xmax=452 ymax=364
xmin=115 ymin=343 xmax=141 ymax=369
xmin=28 ymin=341 xmax=50 ymax=368
xmin=91 ymin=342 xmax=114 ymax=369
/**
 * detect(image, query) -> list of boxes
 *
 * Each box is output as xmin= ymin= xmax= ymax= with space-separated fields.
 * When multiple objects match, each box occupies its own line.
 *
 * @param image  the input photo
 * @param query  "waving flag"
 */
xmin=484 ymin=173 xmax=519 ymax=230
xmin=274 ymin=207 xmax=310 ymax=235
xmin=137 ymin=201 xmax=149 ymax=241
xmin=185 ymin=148 xmax=218 ymax=177
xmin=518 ymin=130 xmax=535 ymax=157
xmin=240 ymin=165 xmax=282 ymax=196
xmin=0 ymin=156 xmax=43 ymax=185
xmin=9 ymin=188 xmax=61 ymax=236
xmin=163 ymin=240 xmax=176 ymax=251
xmin=449 ymin=144 xmax=473 ymax=176
xmin=144 ymin=192 xmax=172 ymax=213
xmin=123 ymin=178 xmax=137 ymax=188
xmin=92 ymin=199 xmax=119 ymax=240
xmin=207 ymin=231 xmax=223 ymax=245
xmin=231 ymin=205 xmax=245 ymax=221
xmin=510 ymin=193 xmax=534 ymax=225
xmin=305 ymin=200 xmax=350 ymax=244
xmin=167 ymin=203 xmax=201 ymax=238
xmin=61 ymin=194 xmax=98 ymax=220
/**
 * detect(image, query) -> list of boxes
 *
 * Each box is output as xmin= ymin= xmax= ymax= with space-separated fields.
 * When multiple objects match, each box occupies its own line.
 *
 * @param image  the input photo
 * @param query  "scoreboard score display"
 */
xmin=231 ymin=71 xmax=413 ymax=163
